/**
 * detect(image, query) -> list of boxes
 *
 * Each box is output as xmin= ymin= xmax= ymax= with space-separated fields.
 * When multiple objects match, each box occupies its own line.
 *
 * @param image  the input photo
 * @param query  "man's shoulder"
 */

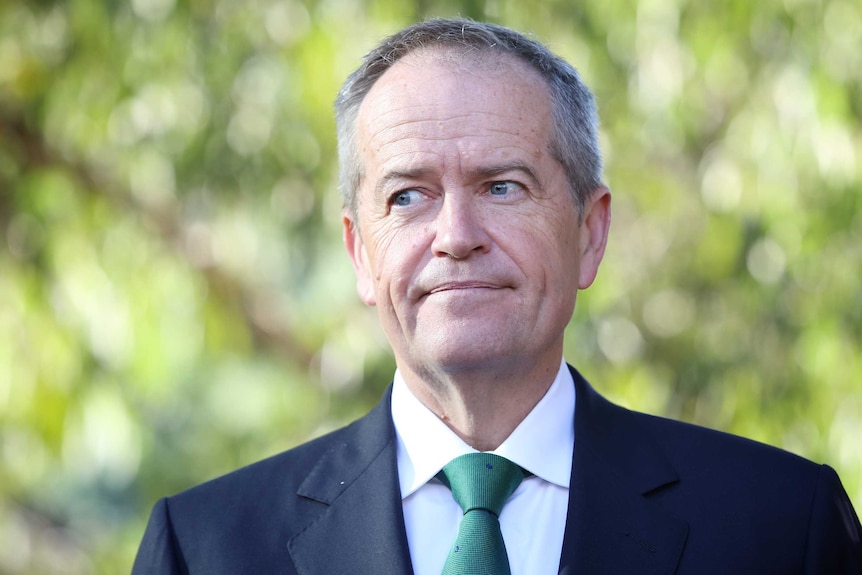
xmin=573 ymin=374 xmax=862 ymax=571
xmin=580 ymin=383 xmax=848 ymax=530
xmin=134 ymin=390 xmax=400 ymax=569
xmin=574 ymin=367 xmax=820 ymax=476
xmin=632 ymin=407 xmax=814 ymax=466
xmin=165 ymin=390 xmax=394 ymax=516
xmin=603 ymin=394 xmax=823 ymax=485
xmin=167 ymin=422 xmax=348 ymax=509
xmin=604 ymin=395 xmax=832 ymax=507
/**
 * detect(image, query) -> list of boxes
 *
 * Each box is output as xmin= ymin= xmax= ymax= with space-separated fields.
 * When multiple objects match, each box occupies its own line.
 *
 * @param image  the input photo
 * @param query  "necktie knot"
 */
xmin=439 ymin=453 xmax=524 ymax=516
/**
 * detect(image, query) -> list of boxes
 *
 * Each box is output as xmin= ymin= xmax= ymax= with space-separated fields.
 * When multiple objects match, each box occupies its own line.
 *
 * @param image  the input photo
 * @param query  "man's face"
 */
xmin=344 ymin=52 xmax=609 ymax=378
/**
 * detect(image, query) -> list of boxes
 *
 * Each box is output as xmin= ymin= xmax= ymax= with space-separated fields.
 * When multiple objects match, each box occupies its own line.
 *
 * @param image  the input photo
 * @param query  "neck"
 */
xmin=398 ymin=354 xmax=562 ymax=451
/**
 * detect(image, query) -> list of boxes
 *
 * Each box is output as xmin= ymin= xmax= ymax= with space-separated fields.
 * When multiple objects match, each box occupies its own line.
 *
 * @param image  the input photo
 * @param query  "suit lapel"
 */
xmin=287 ymin=388 xmax=414 ymax=575
xmin=286 ymin=371 xmax=690 ymax=574
xmin=559 ymin=368 xmax=689 ymax=575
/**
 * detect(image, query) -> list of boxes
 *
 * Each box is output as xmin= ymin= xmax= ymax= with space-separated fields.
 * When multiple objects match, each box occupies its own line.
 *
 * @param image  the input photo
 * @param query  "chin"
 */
xmin=411 ymin=334 xmax=521 ymax=374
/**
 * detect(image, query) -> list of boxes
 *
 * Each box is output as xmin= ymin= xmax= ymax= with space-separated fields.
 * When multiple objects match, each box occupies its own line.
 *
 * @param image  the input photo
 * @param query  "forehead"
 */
xmin=355 ymin=50 xmax=554 ymax=172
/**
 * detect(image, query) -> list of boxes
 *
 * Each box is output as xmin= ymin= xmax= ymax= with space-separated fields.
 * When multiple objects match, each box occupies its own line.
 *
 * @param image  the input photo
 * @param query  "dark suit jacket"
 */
xmin=132 ymin=367 xmax=862 ymax=574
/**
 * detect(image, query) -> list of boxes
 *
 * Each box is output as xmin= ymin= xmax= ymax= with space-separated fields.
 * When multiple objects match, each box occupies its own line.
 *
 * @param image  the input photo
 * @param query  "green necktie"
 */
xmin=437 ymin=453 xmax=525 ymax=575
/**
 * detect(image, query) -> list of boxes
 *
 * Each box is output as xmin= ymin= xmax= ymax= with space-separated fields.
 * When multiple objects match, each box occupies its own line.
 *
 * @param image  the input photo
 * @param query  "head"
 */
xmin=338 ymin=20 xmax=611 ymax=386
xmin=335 ymin=18 xmax=603 ymax=220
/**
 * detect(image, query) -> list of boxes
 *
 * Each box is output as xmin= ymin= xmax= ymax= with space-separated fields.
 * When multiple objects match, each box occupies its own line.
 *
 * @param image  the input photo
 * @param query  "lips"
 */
xmin=427 ymin=281 xmax=502 ymax=294
xmin=409 ymin=266 xmax=515 ymax=300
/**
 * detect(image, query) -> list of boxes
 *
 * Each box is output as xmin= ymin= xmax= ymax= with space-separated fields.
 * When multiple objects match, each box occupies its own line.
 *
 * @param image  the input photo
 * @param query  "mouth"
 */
xmin=426 ymin=282 xmax=504 ymax=295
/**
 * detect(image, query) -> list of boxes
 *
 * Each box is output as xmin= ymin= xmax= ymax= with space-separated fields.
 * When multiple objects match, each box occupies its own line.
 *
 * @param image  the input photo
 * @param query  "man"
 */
xmin=133 ymin=19 xmax=861 ymax=574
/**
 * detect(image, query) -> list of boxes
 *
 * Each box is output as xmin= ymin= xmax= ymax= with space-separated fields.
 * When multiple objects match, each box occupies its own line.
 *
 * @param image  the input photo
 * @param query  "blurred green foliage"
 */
xmin=1 ymin=0 xmax=860 ymax=572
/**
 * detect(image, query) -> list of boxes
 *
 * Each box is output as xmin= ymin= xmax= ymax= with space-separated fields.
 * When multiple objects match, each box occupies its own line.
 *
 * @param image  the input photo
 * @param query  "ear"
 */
xmin=343 ymin=212 xmax=377 ymax=306
xmin=577 ymin=186 xmax=611 ymax=290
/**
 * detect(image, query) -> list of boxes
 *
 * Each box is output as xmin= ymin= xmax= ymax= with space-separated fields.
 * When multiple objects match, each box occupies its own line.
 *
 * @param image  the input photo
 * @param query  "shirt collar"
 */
xmin=391 ymin=359 xmax=575 ymax=498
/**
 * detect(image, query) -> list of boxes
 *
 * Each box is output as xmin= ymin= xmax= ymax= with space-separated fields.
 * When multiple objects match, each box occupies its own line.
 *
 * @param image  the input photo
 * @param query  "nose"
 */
xmin=431 ymin=195 xmax=491 ymax=259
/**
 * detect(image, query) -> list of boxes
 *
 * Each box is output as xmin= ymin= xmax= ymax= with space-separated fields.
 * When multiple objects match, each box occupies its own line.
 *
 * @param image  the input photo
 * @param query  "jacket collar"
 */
xmin=287 ymin=386 xmax=414 ymax=575
xmin=559 ymin=366 xmax=689 ymax=574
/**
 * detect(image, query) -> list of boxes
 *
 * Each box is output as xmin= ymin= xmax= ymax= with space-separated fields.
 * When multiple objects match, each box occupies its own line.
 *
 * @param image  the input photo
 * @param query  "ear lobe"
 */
xmin=577 ymin=186 xmax=611 ymax=290
xmin=343 ymin=213 xmax=377 ymax=306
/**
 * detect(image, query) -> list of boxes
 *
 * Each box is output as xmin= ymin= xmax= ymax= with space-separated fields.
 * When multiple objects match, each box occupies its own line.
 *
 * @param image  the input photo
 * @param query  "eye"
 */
xmin=489 ymin=181 xmax=523 ymax=196
xmin=389 ymin=189 xmax=422 ymax=207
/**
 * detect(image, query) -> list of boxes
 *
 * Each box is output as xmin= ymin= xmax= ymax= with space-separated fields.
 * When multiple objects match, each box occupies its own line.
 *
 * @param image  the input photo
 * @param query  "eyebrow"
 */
xmin=466 ymin=161 xmax=541 ymax=186
xmin=374 ymin=161 xmax=542 ymax=197
xmin=375 ymin=167 xmax=434 ymax=198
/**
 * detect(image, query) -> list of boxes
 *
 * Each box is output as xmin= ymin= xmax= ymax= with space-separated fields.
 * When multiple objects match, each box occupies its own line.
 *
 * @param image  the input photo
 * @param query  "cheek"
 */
xmin=524 ymin=213 xmax=577 ymax=260
xmin=543 ymin=206 xmax=581 ymax=260
xmin=366 ymin=226 xmax=427 ymax=294
xmin=520 ymin=212 xmax=582 ymax=288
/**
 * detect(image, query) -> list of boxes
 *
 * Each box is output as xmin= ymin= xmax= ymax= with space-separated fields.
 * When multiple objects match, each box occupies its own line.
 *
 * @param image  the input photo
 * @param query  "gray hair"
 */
xmin=334 ymin=18 xmax=603 ymax=218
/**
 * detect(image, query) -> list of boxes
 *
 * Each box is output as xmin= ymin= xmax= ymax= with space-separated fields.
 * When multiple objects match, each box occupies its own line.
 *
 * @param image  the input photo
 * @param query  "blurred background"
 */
xmin=1 ymin=0 xmax=860 ymax=572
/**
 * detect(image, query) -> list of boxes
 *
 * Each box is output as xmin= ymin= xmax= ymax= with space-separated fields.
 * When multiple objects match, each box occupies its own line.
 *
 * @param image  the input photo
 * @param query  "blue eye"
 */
xmin=490 ymin=181 xmax=517 ymax=195
xmin=391 ymin=189 xmax=420 ymax=207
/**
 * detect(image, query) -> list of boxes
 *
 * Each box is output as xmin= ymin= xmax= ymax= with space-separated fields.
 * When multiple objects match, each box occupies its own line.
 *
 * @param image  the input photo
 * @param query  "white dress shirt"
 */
xmin=391 ymin=359 xmax=575 ymax=575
